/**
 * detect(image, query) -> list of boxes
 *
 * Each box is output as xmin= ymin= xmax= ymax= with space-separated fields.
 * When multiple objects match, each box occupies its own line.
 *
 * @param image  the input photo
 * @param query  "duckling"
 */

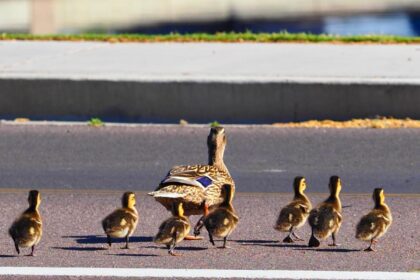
xmin=308 ymin=176 xmax=342 ymax=247
xmin=356 ymin=188 xmax=392 ymax=252
xmin=102 ymin=192 xmax=139 ymax=249
xmin=275 ymin=176 xmax=312 ymax=243
xmin=9 ymin=190 xmax=43 ymax=256
xmin=194 ymin=184 xmax=239 ymax=248
xmin=154 ymin=202 xmax=191 ymax=256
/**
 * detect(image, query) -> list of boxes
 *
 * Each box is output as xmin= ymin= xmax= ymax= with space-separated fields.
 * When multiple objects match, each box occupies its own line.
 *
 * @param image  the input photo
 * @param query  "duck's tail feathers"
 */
xmin=148 ymin=191 xmax=186 ymax=199
xmin=309 ymin=208 xmax=336 ymax=239
xmin=275 ymin=209 xmax=294 ymax=232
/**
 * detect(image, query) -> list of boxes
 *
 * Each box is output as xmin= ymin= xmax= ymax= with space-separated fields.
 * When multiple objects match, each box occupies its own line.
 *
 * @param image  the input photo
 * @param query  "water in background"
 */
xmin=121 ymin=12 xmax=420 ymax=36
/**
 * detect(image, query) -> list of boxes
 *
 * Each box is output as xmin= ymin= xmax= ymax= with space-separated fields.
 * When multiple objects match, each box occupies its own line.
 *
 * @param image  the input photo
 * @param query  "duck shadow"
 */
xmin=62 ymin=235 xmax=153 ymax=245
xmin=234 ymin=239 xmax=279 ymax=244
xmin=265 ymin=243 xmax=308 ymax=248
xmin=294 ymin=247 xmax=360 ymax=253
xmin=0 ymin=254 xmax=17 ymax=258
xmin=145 ymin=245 xmax=207 ymax=251
xmin=52 ymin=246 xmax=107 ymax=252
xmin=107 ymin=253 xmax=158 ymax=257
xmin=234 ymin=239 xmax=306 ymax=248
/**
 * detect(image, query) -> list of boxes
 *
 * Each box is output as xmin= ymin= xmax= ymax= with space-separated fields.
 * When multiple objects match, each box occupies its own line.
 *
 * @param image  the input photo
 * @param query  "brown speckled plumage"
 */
xmin=308 ymin=176 xmax=343 ymax=247
xmin=102 ymin=192 xmax=139 ymax=249
xmin=275 ymin=177 xmax=312 ymax=243
xmin=154 ymin=202 xmax=191 ymax=256
xmin=149 ymin=127 xmax=234 ymax=216
xmin=356 ymin=188 xmax=392 ymax=251
xmin=194 ymin=184 xmax=238 ymax=248
xmin=9 ymin=190 xmax=43 ymax=256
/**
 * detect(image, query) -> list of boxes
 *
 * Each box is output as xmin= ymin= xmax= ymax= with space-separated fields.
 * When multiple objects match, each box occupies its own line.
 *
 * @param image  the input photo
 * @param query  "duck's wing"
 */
xmin=356 ymin=211 xmax=390 ymax=240
xmin=152 ymin=164 xmax=231 ymax=193
xmin=102 ymin=209 xmax=136 ymax=233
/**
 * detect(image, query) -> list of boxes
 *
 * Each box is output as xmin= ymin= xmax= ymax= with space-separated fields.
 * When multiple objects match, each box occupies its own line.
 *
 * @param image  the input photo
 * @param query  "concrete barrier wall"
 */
xmin=0 ymin=78 xmax=419 ymax=123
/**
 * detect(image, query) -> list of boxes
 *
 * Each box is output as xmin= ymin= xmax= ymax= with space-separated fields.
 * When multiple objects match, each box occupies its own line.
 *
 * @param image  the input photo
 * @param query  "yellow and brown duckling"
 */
xmin=9 ymin=190 xmax=43 ymax=256
xmin=308 ymin=176 xmax=343 ymax=247
xmin=102 ymin=192 xmax=139 ymax=249
xmin=154 ymin=202 xmax=191 ymax=256
xmin=275 ymin=176 xmax=312 ymax=243
xmin=194 ymin=184 xmax=239 ymax=248
xmin=356 ymin=188 xmax=392 ymax=252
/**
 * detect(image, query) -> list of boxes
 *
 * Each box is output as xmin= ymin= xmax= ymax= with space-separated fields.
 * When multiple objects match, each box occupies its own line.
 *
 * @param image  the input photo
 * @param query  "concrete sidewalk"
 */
xmin=1 ymin=41 xmax=419 ymax=123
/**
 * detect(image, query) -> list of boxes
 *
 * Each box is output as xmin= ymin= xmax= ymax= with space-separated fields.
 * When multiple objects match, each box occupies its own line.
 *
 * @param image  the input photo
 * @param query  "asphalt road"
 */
xmin=0 ymin=190 xmax=418 ymax=274
xmin=0 ymin=124 xmax=419 ymax=279
xmin=0 ymin=123 xmax=418 ymax=193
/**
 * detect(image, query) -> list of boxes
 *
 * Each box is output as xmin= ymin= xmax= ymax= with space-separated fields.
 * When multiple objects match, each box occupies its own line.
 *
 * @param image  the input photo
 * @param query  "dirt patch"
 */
xmin=273 ymin=117 xmax=420 ymax=128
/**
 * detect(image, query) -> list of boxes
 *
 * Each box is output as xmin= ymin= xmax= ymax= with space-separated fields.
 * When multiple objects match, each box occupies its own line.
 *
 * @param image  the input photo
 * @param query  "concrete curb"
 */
xmin=1 ymin=78 xmax=419 ymax=123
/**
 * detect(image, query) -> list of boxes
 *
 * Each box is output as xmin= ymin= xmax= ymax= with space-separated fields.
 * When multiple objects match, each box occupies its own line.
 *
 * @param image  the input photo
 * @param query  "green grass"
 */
xmin=88 ymin=118 xmax=104 ymax=127
xmin=210 ymin=121 xmax=221 ymax=128
xmin=2 ymin=32 xmax=420 ymax=44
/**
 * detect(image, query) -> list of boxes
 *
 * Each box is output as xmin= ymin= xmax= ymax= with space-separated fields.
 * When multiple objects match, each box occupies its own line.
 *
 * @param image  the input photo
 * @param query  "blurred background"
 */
xmin=1 ymin=0 xmax=420 ymax=36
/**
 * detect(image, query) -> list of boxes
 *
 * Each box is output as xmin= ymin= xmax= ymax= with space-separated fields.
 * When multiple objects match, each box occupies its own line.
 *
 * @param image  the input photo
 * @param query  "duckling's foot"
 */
xmin=169 ymin=251 xmax=182 ymax=256
xmin=121 ymin=245 xmax=130 ymax=250
xmin=106 ymin=235 xmax=112 ymax=247
xmin=14 ymin=242 xmax=20 ymax=255
xmin=184 ymin=235 xmax=203 ymax=241
xmin=282 ymin=236 xmax=294 ymax=243
xmin=292 ymin=232 xmax=304 ymax=241
xmin=26 ymin=246 xmax=35 ymax=256
xmin=364 ymin=247 xmax=376 ymax=252
xmin=308 ymin=234 xmax=320 ymax=247
xmin=328 ymin=243 xmax=341 ymax=247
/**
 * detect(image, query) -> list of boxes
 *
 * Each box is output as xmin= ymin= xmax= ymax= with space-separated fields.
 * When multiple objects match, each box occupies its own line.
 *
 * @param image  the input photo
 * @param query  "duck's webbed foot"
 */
xmin=193 ymin=217 xmax=205 ymax=237
xmin=308 ymin=232 xmax=320 ymax=247
xmin=292 ymin=231 xmax=304 ymax=241
xmin=364 ymin=239 xmax=377 ymax=252
xmin=26 ymin=245 xmax=35 ymax=257
xmin=283 ymin=235 xmax=294 ymax=243
xmin=328 ymin=233 xmax=341 ymax=247
xmin=185 ymin=235 xmax=203 ymax=240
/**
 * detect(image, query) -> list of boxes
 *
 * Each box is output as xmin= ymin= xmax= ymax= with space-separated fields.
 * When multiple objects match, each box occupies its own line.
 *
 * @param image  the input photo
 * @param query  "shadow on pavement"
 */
xmin=234 ymin=239 xmax=280 ymax=244
xmin=294 ymin=247 xmax=360 ymax=253
xmin=62 ymin=235 xmax=153 ymax=244
xmin=107 ymin=253 xmax=158 ymax=257
xmin=262 ymin=243 xmax=307 ymax=248
xmin=145 ymin=245 xmax=208 ymax=251
xmin=0 ymin=254 xmax=17 ymax=258
xmin=52 ymin=246 xmax=107 ymax=251
xmin=234 ymin=239 xmax=308 ymax=248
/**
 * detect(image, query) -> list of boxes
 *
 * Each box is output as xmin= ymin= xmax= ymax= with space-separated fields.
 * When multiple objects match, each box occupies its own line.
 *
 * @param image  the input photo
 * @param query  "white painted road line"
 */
xmin=0 ymin=267 xmax=418 ymax=279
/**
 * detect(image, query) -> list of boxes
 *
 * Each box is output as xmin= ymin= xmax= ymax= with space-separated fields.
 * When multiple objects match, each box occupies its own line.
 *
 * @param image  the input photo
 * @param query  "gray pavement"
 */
xmin=1 ymin=41 xmax=420 ymax=122
xmin=0 ymin=123 xmax=418 ymax=193
xmin=0 ymin=190 xmax=418 ymax=272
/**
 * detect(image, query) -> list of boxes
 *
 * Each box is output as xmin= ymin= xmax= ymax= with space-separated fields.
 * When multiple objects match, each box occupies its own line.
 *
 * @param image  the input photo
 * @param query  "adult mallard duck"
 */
xmin=102 ymin=192 xmax=139 ymax=249
xmin=194 ymin=184 xmax=239 ymax=248
xmin=356 ymin=188 xmax=392 ymax=252
xmin=308 ymin=176 xmax=343 ymax=247
xmin=154 ymin=202 xmax=191 ymax=256
xmin=275 ymin=176 xmax=312 ymax=243
xmin=9 ymin=190 xmax=43 ymax=256
xmin=149 ymin=126 xmax=234 ymax=219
